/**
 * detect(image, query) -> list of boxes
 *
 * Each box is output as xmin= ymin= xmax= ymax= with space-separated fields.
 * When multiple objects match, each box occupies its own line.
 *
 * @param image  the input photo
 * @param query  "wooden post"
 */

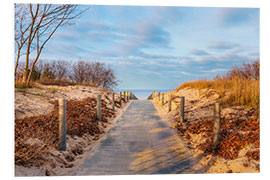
xmin=168 ymin=94 xmax=172 ymax=112
xmin=180 ymin=96 xmax=185 ymax=123
xmin=162 ymin=93 xmax=164 ymax=106
xmin=129 ymin=91 xmax=131 ymax=100
xmin=124 ymin=91 xmax=126 ymax=102
xmin=112 ymin=92 xmax=115 ymax=111
xmin=158 ymin=92 xmax=160 ymax=101
xmin=97 ymin=94 xmax=101 ymax=121
xmin=127 ymin=91 xmax=129 ymax=101
xmin=119 ymin=92 xmax=122 ymax=108
xmin=213 ymin=103 xmax=221 ymax=147
xmin=59 ymin=98 xmax=66 ymax=151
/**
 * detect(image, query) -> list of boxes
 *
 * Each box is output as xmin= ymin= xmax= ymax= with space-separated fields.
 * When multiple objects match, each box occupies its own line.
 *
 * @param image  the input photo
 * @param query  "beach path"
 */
xmin=75 ymin=100 xmax=195 ymax=175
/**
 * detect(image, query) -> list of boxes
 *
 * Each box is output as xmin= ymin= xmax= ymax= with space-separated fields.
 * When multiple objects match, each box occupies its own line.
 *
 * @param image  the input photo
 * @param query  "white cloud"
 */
xmin=181 ymin=71 xmax=191 ymax=75
xmin=201 ymin=68 xmax=228 ymax=73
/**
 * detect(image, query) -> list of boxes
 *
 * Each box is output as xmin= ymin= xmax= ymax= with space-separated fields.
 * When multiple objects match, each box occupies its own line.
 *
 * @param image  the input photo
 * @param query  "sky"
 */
xmin=39 ymin=5 xmax=259 ymax=90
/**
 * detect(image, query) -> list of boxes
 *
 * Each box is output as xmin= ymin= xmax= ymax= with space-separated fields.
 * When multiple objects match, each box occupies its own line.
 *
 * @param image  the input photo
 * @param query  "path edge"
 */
xmin=151 ymin=100 xmax=202 ymax=174
xmin=70 ymin=100 xmax=133 ymax=176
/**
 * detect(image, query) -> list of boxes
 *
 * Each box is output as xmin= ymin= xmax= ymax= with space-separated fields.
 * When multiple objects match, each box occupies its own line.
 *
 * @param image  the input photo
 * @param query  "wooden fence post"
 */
xmin=127 ymin=91 xmax=129 ymax=101
xmin=213 ymin=102 xmax=221 ymax=147
xmin=168 ymin=94 xmax=172 ymax=112
xmin=180 ymin=96 xmax=185 ymax=123
xmin=129 ymin=91 xmax=131 ymax=100
xmin=124 ymin=91 xmax=126 ymax=102
xmin=162 ymin=93 xmax=164 ymax=106
xmin=112 ymin=93 xmax=115 ymax=111
xmin=119 ymin=92 xmax=122 ymax=108
xmin=158 ymin=92 xmax=160 ymax=101
xmin=97 ymin=94 xmax=101 ymax=121
xmin=59 ymin=98 xmax=66 ymax=151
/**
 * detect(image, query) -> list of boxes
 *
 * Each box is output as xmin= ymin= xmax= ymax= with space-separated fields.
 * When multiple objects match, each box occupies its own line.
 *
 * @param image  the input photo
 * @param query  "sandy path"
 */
xmin=75 ymin=100 xmax=196 ymax=175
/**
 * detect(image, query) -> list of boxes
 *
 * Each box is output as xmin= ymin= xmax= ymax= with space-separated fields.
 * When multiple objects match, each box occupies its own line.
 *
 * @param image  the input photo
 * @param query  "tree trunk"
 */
xmin=22 ymin=27 xmax=33 ymax=85
xmin=26 ymin=62 xmax=35 ymax=86
xmin=26 ymin=51 xmax=41 ymax=86
xmin=23 ymin=4 xmax=40 ymax=85
xmin=14 ymin=48 xmax=21 ymax=80
xmin=26 ymin=17 xmax=63 ymax=86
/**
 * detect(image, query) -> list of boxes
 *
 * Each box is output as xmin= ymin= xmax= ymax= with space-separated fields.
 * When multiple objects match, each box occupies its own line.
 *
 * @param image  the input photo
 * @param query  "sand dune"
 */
xmin=152 ymin=87 xmax=259 ymax=173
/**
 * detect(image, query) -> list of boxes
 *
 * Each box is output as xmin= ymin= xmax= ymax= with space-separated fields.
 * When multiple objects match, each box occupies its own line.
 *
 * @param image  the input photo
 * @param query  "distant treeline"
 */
xmin=15 ymin=60 xmax=118 ymax=90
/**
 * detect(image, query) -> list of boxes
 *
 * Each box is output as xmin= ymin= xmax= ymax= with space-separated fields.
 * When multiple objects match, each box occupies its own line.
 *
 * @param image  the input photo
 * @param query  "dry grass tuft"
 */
xmin=15 ymin=80 xmax=32 ymax=89
xmin=36 ymin=78 xmax=76 ymax=86
xmin=177 ymin=60 xmax=260 ymax=109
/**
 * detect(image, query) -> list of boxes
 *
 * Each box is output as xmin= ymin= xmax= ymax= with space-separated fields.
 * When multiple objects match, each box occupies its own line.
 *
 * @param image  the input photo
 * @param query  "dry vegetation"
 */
xmin=153 ymin=60 xmax=260 ymax=173
xmin=15 ymin=96 xmax=119 ymax=167
xmin=178 ymin=60 xmax=259 ymax=109
xmin=15 ymin=60 xmax=118 ymax=90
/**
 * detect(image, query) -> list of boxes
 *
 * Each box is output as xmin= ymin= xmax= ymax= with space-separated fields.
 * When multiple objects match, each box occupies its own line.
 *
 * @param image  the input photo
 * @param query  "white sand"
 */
xmin=152 ymin=87 xmax=259 ymax=173
xmin=15 ymin=84 xmax=131 ymax=176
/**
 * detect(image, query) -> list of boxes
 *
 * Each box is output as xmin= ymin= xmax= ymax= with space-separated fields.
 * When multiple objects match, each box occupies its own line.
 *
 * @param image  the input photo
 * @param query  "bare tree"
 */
xmin=69 ymin=60 xmax=118 ymax=90
xmin=90 ymin=62 xmax=105 ymax=87
xmin=89 ymin=62 xmax=118 ymax=89
xmin=227 ymin=60 xmax=260 ymax=80
xmin=100 ymin=65 xmax=118 ymax=90
xmin=54 ymin=60 xmax=70 ymax=80
xmin=15 ymin=4 xmax=88 ymax=86
xmin=14 ymin=4 xmax=31 ymax=79
xmin=42 ymin=61 xmax=56 ymax=79
xmin=70 ymin=60 xmax=90 ymax=84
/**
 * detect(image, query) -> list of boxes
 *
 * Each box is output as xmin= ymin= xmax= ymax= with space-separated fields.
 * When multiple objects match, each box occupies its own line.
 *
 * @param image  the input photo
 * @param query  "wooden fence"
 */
xmin=58 ymin=90 xmax=132 ymax=151
xmin=152 ymin=90 xmax=221 ymax=148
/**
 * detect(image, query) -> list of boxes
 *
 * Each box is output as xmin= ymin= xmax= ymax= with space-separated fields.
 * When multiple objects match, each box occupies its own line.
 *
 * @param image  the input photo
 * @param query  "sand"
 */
xmin=152 ymin=87 xmax=259 ymax=173
xmin=15 ymin=84 xmax=131 ymax=176
xmin=14 ymin=85 xmax=259 ymax=175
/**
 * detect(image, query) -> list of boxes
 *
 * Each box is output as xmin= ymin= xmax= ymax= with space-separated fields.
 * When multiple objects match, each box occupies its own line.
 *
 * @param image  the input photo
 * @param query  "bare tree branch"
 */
xmin=15 ymin=3 xmax=88 ymax=86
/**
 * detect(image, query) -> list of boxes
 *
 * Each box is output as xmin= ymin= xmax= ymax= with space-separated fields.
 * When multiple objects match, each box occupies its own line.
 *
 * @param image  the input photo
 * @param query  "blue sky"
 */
xmin=41 ymin=5 xmax=259 ymax=90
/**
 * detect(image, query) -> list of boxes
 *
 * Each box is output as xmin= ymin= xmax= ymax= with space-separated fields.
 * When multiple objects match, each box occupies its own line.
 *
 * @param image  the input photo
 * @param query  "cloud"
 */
xmin=40 ymin=5 xmax=259 ymax=90
xmin=200 ymin=68 xmax=228 ymax=73
xmin=189 ymin=49 xmax=210 ymax=56
xmin=87 ymin=31 xmax=124 ymax=43
xmin=149 ymin=6 xmax=188 ymax=25
xmin=131 ymin=20 xmax=171 ymax=48
xmin=43 ymin=40 xmax=92 ymax=60
xmin=208 ymin=41 xmax=239 ymax=50
xmin=68 ymin=19 xmax=171 ymax=57
xmin=73 ymin=19 xmax=119 ymax=34
xmin=142 ymin=53 xmax=180 ymax=60
xmin=181 ymin=71 xmax=191 ymax=75
xmin=96 ymin=21 xmax=171 ymax=57
xmin=107 ymin=6 xmax=187 ymax=26
xmin=217 ymin=8 xmax=259 ymax=26
xmin=196 ymin=50 xmax=255 ymax=64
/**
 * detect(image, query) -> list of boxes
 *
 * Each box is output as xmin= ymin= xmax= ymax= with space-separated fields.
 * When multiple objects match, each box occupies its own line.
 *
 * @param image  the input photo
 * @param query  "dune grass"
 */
xmin=177 ymin=61 xmax=260 ymax=109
